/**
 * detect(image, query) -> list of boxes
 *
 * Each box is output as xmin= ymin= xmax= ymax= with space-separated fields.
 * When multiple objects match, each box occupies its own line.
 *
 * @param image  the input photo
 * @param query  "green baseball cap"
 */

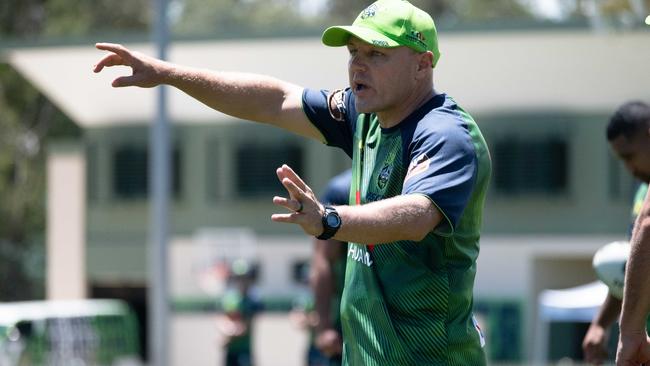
xmin=322 ymin=0 xmax=440 ymax=68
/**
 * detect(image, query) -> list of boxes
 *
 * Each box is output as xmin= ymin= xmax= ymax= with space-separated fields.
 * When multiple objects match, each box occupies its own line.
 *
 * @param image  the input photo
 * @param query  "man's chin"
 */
xmin=354 ymin=100 xmax=375 ymax=114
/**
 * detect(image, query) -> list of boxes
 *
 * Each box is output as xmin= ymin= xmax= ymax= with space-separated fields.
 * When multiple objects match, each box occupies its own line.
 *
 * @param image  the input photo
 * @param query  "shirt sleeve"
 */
xmin=302 ymin=88 xmax=356 ymax=158
xmin=320 ymin=169 xmax=353 ymax=205
xmin=402 ymin=121 xmax=478 ymax=236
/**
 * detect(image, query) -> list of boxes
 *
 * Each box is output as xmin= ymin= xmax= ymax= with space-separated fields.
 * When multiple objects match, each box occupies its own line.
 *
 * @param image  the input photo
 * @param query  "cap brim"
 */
xmin=322 ymin=25 xmax=400 ymax=48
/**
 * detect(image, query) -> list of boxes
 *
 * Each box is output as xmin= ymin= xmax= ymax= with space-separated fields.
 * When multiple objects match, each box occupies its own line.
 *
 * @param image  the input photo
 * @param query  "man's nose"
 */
xmin=349 ymin=55 xmax=367 ymax=72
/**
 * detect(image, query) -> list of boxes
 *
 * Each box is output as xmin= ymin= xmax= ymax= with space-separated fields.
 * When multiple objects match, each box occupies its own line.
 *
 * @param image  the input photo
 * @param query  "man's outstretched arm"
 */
xmin=93 ymin=43 xmax=324 ymax=141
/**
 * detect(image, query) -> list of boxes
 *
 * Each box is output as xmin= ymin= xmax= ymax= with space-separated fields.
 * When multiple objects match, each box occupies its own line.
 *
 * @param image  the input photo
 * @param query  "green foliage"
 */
xmin=0 ymin=62 xmax=79 ymax=301
xmin=325 ymin=0 xmax=534 ymax=25
xmin=43 ymin=0 xmax=150 ymax=36
xmin=171 ymin=0 xmax=323 ymax=36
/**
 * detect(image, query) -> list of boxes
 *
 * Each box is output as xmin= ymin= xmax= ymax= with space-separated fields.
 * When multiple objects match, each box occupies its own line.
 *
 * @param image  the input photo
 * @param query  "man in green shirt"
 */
xmin=94 ymin=1 xmax=490 ymax=364
xmin=582 ymin=184 xmax=647 ymax=365
xmin=609 ymin=101 xmax=650 ymax=366
xmin=584 ymin=102 xmax=650 ymax=365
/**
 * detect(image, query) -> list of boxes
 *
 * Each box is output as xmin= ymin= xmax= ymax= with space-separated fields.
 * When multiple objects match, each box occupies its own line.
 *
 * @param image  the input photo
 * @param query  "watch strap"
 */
xmin=316 ymin=205 xmax=341 ymax=240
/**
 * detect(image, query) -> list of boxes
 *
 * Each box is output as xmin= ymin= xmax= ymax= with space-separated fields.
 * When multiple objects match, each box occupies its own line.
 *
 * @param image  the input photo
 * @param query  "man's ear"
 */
xmin=417 ymin=51 xmax=434 ymax=74
xmin=419 ymin=51 xmax=435 ymax=70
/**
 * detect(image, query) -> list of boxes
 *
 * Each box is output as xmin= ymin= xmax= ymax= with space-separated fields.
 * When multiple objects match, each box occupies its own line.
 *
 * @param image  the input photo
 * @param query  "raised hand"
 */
xmin=316 ymin=328 xmax=343 ymax=357
xmin=93 ymin=42 xmax=169 ymax=88
xmin=271 ymin=164 xmax=324 ymax=236
xmin=582 ymin=324 xmax=609 ymax=365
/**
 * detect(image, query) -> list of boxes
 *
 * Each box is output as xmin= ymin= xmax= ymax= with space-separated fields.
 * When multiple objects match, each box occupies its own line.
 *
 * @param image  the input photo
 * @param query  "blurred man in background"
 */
xmin=309 ymin=169 xmax=351 ymax=366
xmin=583 ymin=101 xmax=650 ymax=366
xmin=216 ymin=259 xmax=261 ymax=366
xmin=583 ymin=101 xmax=650 ymax=365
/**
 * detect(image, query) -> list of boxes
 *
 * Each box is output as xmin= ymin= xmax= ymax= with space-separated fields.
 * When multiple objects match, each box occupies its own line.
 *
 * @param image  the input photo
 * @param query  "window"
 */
xmin=493 ymin=137 xmax=568 ymax=195
xmin=291 ymin=259 xmax=309 ymax=285
xmin=112 ymin=145 xmax=182 ymax=200
xmin=235 ymin=144 xmax=303 ymax=197
xmin=608 ymin=152 xmax=637 ymax=201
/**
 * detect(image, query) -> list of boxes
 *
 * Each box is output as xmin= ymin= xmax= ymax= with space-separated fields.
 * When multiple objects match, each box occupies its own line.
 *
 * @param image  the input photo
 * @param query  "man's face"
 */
xmin=610 ymin=127 xmax=650 ymax=183
xmin=346 ymin=37 xmax=422 ymax=115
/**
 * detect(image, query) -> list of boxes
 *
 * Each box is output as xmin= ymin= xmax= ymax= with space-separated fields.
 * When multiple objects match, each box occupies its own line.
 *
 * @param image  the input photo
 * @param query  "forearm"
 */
xmin=163 ymin=64 xmax=321 ymax=140
xmin=333 ymin=194 xmax=442 ymax=245
xmin=620 ymin=193 xmax=650 ymax=333
xmin=593 ymin=293 xmax=622 ymax=328
xmin=311 ymin=254 xmax=334 ymax=331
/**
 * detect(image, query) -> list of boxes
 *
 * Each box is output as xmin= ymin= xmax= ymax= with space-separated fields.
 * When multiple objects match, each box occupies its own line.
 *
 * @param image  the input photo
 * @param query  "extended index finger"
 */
xmin=95 ymin=43 xmax=131 ymax=58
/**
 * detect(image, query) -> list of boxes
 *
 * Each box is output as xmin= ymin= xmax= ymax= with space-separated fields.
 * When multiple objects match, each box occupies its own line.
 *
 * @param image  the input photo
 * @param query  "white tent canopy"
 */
xmin=533 ymin=281 xmax=609 ymax=364
xmin=539 ymin=281 xmax=609 ymax=322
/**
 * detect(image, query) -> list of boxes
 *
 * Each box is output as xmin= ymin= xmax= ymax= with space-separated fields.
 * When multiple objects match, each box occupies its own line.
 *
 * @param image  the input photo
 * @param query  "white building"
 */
xmin=4 ymin=28 xmax=650 ymax=364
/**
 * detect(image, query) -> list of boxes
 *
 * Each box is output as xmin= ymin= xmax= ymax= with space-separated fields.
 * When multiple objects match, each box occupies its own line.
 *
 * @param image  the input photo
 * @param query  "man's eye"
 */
xmin=372 ymin=51 xmax=384 ymax=56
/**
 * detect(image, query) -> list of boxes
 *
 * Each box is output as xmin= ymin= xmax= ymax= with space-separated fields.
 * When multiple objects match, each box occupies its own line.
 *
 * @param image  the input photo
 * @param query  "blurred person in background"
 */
xmin=614 ymin=101 xmax=650 ymax=366
xmin=580 ymin=101 xmax=650 ymax=366
xmin=583 ymin=101 xmax=650 ymax=365
xmin=289 ymin=169 xmax=350 ymax=366
xmin=94 ymin=0 xmax=491 ymax=364
xmin=216 ymin=259 xmax=262 ymax=366
xmin=309 ymin=169 xmax=350 ymax=366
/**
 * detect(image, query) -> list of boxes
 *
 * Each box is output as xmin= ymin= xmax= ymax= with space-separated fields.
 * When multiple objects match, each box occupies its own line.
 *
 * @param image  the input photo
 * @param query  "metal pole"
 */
xmin=150 ymin=0 xmax=170 ymax=365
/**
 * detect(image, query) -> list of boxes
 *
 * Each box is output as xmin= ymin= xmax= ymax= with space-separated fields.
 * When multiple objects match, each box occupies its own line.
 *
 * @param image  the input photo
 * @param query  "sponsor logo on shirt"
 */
xmin=404 ymin=153 xmax=430 ymax=184
xmin=348 ymin=244 xmax=373 ymax=267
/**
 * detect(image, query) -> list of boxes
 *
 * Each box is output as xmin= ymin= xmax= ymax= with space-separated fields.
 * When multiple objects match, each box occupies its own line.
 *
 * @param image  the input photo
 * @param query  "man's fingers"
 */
xmin=112 ymin=75 xmax=140 ymax=88
xmin=271 ymin=213 xmax=300 ymax=223
xmin=93 ymin=54 xmax=126 ymax=73
xmin=280 ymin=177 xmax=307 ymax=201
xmin=279 ymin=164 xmax=308 ymax=192
xmin=95 ymin=42 xmax=131 ymax=59
xmin=273 ymin=196 xmax=302 ymax=212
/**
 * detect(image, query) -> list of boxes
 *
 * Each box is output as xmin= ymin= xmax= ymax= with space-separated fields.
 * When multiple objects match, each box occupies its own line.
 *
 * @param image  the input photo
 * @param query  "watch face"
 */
xmin=326 ymin=213 xmax=341 ymax=228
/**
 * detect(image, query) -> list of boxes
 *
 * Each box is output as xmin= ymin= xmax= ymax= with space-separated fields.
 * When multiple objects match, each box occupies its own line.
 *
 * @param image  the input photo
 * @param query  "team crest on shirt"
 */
xmin=377 ymin=163 xmax=392 ymax=190
xmin=327 ymin=89 xmax=347 ymax=122
xmin=404 ymin=153 xmax=430 ymax=184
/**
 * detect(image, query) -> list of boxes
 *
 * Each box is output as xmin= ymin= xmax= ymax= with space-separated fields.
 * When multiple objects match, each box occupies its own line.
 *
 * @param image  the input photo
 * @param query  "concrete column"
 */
xmin=46 ymin=142 xmax=86 ymax=299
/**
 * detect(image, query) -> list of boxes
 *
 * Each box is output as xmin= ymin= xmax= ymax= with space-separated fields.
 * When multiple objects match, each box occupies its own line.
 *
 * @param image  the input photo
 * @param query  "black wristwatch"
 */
xmin=317 ymin=205 xmax=341 ymax=240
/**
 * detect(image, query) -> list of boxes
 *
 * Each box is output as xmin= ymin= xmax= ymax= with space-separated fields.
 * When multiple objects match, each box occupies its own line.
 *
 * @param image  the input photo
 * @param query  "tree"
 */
xmin=0 ymin=0 xmax=135 ymax=301
xmin=325 ymin=0 xmax=534 ymax=25
xmin=0 ymin=63 xmax=80 ymax=300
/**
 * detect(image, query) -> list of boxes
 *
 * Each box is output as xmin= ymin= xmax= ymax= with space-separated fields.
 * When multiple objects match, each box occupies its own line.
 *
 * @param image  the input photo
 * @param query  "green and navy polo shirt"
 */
xmin=302 ymin=88 xmax=492 ymax=366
